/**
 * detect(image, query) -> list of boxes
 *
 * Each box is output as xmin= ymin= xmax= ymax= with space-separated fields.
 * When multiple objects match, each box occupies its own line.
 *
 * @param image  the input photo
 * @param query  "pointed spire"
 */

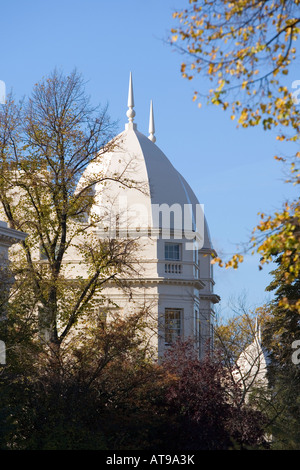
xmin=148 ymin=100 xmax=156 ymax=143
xmin=255 ymin=317 xmax=262 ymax=344
xmin=126 ymin=72 xmax=136 ymax=130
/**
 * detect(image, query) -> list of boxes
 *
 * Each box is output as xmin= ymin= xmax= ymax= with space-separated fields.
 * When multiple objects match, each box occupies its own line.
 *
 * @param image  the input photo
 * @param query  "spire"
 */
xmin=126 ymin=72 xmax=136 ymax=130
xmin=255 ymin=317 xmax=262 ymax=344
xmin=148 ymin=100 xmax=156 ymax=142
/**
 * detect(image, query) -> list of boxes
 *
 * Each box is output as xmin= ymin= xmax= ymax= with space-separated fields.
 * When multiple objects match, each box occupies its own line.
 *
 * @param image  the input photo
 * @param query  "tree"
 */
xmin=214 ymin=302 xmax=273 ymax=415
xmin=0 ymin=69 xmax=142 ymax=363
xmin=265 ymin=257 xmax=300 ymax=365
xmin=160 ymin=340 xmax=268 ymax=450
xmin=170 ymin=0 xmax=300 ymax=313
xmin=214 ymin=277 xmax=300 ymax=449
xmin=214 ymin=297 xmax=262 ymax=366
xmin=0 ymin=70 xmax=173 ymax=450
xmin=262 ymin=257 xmax=300 ymax=449
xmin=0 ymin=306 xmax=165 ymax=450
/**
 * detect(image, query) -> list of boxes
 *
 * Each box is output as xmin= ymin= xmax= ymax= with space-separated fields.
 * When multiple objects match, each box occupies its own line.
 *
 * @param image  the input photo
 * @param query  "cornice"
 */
xmin=107 ymin=276 xmax=206 ymax=290
xmin=0 ymin=225 xmax=27 ymax=247
xmin=199 ymin=293 xmax=221 ymax=304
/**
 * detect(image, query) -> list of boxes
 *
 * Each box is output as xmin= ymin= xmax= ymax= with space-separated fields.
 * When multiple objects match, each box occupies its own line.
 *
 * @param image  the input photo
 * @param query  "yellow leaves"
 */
xmin=260 ymin=103 xmax=266 ymax=113
xmin=274 ymin=97 xmax=286 ymax=109
xmin=172 ymin=11 xmax=183 ymax=19
xmin=208 ymin=63 xmax=215 ymax=75
xmin=226 ymin=254 xmax=244 ymax=269
xmin=170 ymin=0 xmax=300 ymax=135
xmin=210 ymin=186 xmax=300 ymax=314
xmin=211 ymin=256 xmax=223 ymax=268
xmin=238 ymin=108 xmax=248 ymax=125
xmin=211 ymin=253 xmax=244 ymax=270
xmin=170 ymin=2 xmax=300 ymax=314
xmin=254 ymin=200 xmax=300 ymax=287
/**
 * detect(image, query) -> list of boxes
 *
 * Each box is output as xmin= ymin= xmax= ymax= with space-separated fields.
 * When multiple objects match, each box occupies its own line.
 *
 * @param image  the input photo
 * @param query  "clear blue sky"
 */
xmin=1 ymin=0 xmax=299 ymax=318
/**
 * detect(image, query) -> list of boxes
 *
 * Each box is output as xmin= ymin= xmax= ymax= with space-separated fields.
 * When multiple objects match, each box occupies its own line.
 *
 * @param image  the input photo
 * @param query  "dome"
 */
xmin=74 ymin=74 xmax=219 ymax=359
xmin=234 ymin=322 xmax=270 ymax=390
xmin=78 ymin=74 xmax=212 ymax=251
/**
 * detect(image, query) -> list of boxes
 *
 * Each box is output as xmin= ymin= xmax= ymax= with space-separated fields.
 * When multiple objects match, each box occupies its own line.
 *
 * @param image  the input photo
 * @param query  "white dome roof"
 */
xmin=78 ymin=75 xmax=212 ymax=250
xmin=80 ymin=123 xmax=212 ymax=250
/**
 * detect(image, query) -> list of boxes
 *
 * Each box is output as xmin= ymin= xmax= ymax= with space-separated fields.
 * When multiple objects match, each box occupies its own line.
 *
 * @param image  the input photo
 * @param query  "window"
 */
xmin=40 ymin=244 xmax=61 ymax=261
xmin=165 ymin=308 xmax=182 ymax=345
xmin=164 ymin=243 xmax=181 ymax=261
xmin=39 ymin=245 xmax=48 ymax=261
xmin=97 ymin=308 xmax=108 ymax=329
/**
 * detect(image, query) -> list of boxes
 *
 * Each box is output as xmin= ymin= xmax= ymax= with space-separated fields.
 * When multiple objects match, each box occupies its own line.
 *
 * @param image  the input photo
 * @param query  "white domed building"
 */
xmin=76 ymin=74 xmax=220 ymax=358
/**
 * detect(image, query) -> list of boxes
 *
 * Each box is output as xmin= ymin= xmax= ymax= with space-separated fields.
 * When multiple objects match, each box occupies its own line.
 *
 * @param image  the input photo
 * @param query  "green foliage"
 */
xmin=0 ymin=307 xmax=163 ymax=450
xmin=0 ymin=69 xmax=140 ymax=352
xmin=261 ymin=258 xmax=300 ymax=449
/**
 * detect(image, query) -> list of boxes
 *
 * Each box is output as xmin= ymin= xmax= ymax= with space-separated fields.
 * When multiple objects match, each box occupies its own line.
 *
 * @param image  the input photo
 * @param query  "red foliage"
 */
xmin=161 ymin=340 xmax=268 ymax=450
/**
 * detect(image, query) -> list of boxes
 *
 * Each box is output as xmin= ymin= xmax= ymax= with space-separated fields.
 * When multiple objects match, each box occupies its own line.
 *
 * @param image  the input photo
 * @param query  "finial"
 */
xmin=148 ymin=100 xmax=156 ymax=142
xmin=126 ymin=72 xmax=136 ymax=130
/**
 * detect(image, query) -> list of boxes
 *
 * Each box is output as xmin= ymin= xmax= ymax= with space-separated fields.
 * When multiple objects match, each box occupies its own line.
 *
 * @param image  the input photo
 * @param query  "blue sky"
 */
xmin=1 ymin=0 xmax=299 ymax=318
